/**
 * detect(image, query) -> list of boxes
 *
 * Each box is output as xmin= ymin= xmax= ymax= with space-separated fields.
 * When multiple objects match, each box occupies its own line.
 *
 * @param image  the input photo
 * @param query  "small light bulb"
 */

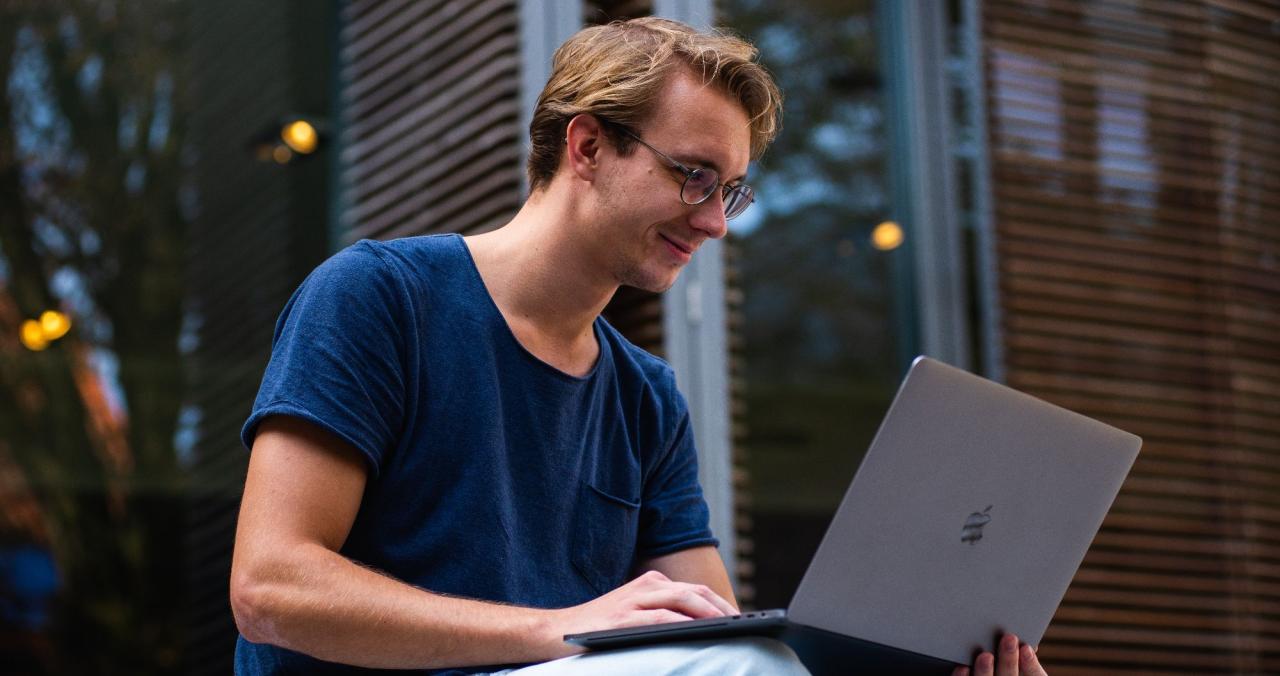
xmin=21 ymin=320 xmax=49 ymax=351
xmin=281 ymin=120 xmax=318 ymax=154
xmin=40 ymin=310 xmax=71 ymax=340
xmin=272 ymin=145 xmax=293 ymax=164
xmin=871 ymin=221 xmax=904 ymax=251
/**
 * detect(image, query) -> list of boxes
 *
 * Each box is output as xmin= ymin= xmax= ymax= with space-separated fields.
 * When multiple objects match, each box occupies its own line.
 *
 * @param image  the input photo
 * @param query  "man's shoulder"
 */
xmin=597 ymin=318 xmax=682 ymax=403
xmin=311 ymin=234 xmax=465 ymax=295
xmin=343 ymin=233 xmax=461 ymax=270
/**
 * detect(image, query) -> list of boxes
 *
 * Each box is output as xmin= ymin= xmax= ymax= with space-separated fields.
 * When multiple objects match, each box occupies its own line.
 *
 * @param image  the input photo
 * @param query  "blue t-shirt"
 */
xmin=236 ymin=234 xmax=717 ymax=675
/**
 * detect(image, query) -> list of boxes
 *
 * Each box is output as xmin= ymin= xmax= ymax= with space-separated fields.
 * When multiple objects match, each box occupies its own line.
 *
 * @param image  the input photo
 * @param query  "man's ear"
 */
xmin=565 ymin=114 xmax=607 ymax=182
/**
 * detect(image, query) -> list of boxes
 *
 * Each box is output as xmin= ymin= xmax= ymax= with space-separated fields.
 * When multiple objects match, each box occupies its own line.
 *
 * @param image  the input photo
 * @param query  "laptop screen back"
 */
xmin=787 ymin=357 xmax=1141 ymax=664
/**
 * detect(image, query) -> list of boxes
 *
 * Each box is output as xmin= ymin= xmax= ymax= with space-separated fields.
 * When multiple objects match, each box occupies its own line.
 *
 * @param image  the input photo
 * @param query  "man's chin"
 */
xmin=637 ymin=270 xmax=681 ymax=294
xmin=616 ymin=264 xmax=683 ymax=294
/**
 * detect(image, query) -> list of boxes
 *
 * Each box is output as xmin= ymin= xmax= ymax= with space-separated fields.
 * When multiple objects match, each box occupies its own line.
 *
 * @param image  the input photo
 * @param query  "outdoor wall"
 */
xmin=983 ymin=1 xmax=1279 ymax=672
xmin=182 ymin=1 xmax=335 ymax=673
xmin=336 ymin=0 xmax=524 ymax=243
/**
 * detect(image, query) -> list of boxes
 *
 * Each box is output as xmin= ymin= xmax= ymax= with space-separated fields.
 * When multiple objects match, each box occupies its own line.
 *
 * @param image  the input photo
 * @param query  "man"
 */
xmin=230 ymin=17 xmax=1046 ymax=676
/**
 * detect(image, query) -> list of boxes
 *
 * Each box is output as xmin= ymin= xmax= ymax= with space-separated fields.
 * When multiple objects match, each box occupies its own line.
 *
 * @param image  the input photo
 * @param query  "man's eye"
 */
xmin=686 ymin=169 xmax=717 ymax=188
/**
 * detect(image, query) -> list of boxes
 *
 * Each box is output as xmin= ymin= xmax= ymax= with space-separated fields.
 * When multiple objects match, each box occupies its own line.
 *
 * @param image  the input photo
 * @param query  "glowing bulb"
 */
xmin=40 ymin=310 xmax=71 ymax=340
xmin=272 ymin=145 xmax=293 ymax=164
xmin=871 ymin=221 xmax=904 ymax=251
xmin=281 ymin=120 xmax=318 ymax=154
xmin=20 ymin=320 xmax=48 ymax=351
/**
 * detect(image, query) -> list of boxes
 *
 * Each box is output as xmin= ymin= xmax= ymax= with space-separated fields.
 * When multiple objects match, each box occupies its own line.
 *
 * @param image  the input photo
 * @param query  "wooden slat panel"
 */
xmin=339 ymin=0 xmax=522 ymax=242
xmin=985 ymin=0 xmax=1280 ymax=671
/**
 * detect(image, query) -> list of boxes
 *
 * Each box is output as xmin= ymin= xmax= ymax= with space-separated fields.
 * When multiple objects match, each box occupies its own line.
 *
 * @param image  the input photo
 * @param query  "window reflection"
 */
xmin=726 ymin=0 xmax=912 ymax=608
xmin=1 ymin=4 xmax=191 ymax=672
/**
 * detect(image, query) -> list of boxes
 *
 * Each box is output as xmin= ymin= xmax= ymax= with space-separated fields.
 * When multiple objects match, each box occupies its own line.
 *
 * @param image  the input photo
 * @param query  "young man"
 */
xmin=230 ymin=17 xmax=1046 ymax=676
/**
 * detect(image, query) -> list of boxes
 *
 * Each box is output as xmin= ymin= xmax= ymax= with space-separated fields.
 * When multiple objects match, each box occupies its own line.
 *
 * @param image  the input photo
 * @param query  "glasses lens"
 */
xmin=724 ymin=185 xmax=754 ymax=220
xmin=681 ymin=169 xmax=718 ymax=205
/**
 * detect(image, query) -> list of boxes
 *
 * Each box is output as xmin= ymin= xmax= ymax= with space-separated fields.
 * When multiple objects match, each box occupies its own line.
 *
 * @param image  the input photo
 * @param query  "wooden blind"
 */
xmin=983 ymin=1 xmax=1280 ymax=672
xmin=338 ymin=0 xmax=524 ymax=241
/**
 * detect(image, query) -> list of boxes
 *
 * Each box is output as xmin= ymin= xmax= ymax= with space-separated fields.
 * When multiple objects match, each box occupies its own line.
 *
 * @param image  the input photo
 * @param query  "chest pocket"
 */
xmin=570 ymin=480 xmax=640 ymax=597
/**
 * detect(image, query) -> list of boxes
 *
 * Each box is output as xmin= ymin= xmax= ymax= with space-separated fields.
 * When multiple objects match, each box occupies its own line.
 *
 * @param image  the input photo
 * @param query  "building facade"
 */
xmin=0 ymin=1 xmax=1275 ymax=674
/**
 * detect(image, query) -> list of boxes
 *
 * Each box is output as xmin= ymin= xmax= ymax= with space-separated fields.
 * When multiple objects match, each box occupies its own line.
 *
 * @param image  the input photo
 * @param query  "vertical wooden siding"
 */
xmin=983 ymin=1 xmax=1280 ymax=672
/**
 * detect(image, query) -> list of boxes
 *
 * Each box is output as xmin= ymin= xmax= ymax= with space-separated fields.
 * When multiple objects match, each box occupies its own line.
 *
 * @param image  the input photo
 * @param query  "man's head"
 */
xmin=526 ymin=17 xmax=782 ymax=194
xmin=523 ymin=18 xmax=782 ymax=293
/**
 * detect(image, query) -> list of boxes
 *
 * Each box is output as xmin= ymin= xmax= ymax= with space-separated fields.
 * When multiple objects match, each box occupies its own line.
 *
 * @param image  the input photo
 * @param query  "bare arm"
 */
xmin=230 ymin=416 xmax=735 ymax=669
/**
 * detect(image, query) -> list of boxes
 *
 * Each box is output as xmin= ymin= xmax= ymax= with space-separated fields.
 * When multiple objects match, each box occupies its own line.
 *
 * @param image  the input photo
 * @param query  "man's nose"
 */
xmin=689 ymin=193 xmax=729 ymax=241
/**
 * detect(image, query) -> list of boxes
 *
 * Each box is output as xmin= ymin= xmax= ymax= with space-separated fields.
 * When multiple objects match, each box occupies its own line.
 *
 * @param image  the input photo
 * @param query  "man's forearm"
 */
xmin=232 ymin=542 xmax=568 ymax=670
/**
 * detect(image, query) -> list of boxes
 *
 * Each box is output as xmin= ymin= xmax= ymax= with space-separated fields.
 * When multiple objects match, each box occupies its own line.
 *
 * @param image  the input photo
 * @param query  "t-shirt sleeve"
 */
xmin=241 ymin=242 xmax=407 ymax=477
xmin=637 ymin=392 xmax=719 ymax=558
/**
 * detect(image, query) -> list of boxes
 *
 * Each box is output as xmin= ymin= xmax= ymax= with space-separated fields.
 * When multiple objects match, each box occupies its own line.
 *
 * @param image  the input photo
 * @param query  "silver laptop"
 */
xmin=565 ymin=356 xmax=1142 ymax=671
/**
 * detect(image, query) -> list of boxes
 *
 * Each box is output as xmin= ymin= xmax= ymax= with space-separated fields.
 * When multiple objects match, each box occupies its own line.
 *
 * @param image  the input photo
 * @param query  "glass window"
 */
xmin=725 ymin=0 xmax=918 ymax=609
xmin=0 ymin=4 xmax=335 ymax=673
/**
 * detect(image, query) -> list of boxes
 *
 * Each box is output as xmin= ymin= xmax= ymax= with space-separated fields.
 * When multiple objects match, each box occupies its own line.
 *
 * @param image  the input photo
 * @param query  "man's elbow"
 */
xmin=230 ymin=564 xmax=285 ymax=645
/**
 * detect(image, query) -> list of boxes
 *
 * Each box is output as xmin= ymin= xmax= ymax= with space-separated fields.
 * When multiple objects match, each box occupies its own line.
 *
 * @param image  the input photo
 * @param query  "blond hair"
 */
xmin=526 ymin=17 xmax=782 ymax=192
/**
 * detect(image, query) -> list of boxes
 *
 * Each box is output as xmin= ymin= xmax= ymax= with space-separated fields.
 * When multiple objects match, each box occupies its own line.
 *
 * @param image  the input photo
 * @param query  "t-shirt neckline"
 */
xmin=451 ymin=233 xmax=606 ymax=383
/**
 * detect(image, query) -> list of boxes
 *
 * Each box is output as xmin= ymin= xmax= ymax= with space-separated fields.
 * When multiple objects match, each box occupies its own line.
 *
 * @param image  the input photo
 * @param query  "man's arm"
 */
xmin=230 ymin=416 xmax=736 ymax=669
xmin=636 ymin=546 xmax=739 ymax=612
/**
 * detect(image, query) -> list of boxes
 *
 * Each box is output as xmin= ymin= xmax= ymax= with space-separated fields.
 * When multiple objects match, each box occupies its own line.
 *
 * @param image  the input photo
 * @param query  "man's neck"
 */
xmin=463 ymin=192 xmax=617 ymax=370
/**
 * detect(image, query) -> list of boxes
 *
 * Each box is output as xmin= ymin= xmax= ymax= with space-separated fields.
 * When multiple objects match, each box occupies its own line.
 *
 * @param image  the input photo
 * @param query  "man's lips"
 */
xmin=659 ymin=234 xmax=695 ymax=256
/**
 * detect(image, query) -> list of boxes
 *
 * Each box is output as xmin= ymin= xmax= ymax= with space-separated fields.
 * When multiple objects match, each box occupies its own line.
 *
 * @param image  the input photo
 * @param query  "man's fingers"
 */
xmin=627 ymin=571 xmax=735 ymax=616
xmin=634 ymin=569 xmax=671 ymax=586
xmin=951 ymin=667 xmax=971 ymax=676
xmin=626 ymin=608 xmax=693 ymax=628
xmin=1019 ymin=644 xmax=1048 ymax=676
xmin=974 ymin=652 xmax=995 ymax=676
xmin=996 ymin=634 xmax=1019 ymax=676
xmin=634 ymin=587 xmax=726 ymax=619
xmin=688 ymin=583 xmax=738 ymax=616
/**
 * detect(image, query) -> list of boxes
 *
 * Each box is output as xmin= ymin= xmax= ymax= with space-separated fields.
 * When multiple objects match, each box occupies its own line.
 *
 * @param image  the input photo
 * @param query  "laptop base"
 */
xmin=565 ymin=613 xmax=961 ymax=675
xmin=564 ymin=609 xmax=787 ymax=650
xmin=781 ymin=623 xmax=959 ymax=676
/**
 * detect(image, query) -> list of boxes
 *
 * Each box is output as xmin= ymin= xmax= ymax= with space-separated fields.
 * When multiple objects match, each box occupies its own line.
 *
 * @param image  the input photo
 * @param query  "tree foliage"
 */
xmin=0 ymin=1 xmax=190 ymax=672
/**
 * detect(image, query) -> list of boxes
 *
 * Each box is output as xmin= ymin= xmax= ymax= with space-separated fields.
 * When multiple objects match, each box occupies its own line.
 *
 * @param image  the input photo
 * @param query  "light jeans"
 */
xmin=486 ymin=637 xmax=811 ymax=675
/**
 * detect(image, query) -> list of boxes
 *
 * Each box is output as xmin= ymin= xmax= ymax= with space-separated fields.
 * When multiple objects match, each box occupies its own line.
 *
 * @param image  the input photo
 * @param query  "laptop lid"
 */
xmin=788 ymin=356 xmax=1141 ymax=665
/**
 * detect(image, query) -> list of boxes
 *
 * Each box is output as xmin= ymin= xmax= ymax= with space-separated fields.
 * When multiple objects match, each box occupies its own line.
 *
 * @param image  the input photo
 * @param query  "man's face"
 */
xmin=590 ymin=70 xmax=752 ymax=293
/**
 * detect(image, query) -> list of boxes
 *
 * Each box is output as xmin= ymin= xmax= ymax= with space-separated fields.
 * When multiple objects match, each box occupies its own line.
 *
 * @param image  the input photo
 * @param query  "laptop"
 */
xmin=565 ymin=356 xmax=1142 ymax=674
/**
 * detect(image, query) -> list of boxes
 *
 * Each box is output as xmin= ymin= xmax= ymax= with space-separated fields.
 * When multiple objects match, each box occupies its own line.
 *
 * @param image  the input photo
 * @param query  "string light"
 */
xmin=281 ymin=120 xmax=318 ymax=155
xmin=20 ymin=320 xmax=48 ymax=351
xmin=40 ymin=310 xmax=71 ymax=340
xmin=19 ymin=310 xmax=72 ymax=351
xmin=871 ymin=221 xmax=904 ymax=251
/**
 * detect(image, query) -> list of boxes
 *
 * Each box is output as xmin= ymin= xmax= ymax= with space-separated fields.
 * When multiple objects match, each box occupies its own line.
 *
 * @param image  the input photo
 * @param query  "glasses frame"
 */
xmin=616 ymin=127 xmax=755 ymax=220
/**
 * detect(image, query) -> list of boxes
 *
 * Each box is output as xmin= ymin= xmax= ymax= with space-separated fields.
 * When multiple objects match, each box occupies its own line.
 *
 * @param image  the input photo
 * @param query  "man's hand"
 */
xmin=952 ymin=633 xmax=1047 ymax=676
xmin=547 ymin=570 xmax=737 ymax=652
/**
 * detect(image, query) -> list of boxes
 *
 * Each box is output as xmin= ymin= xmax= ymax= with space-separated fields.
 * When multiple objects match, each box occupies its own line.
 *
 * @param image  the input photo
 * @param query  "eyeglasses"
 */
xmin=619 ymin=128 xmax=755 ymax=220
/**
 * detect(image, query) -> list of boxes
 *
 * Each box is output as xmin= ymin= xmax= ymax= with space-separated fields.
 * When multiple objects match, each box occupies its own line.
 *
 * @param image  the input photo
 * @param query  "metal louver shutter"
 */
xmin=984 ymin=1 xmax=1280 ymax=672
xmin=338 ymin=0 xmax=524 ymax=242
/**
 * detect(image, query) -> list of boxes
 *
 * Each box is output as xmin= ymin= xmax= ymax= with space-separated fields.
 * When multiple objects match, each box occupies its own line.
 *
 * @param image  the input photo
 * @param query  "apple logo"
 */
xmin=961 ymin=505 xmax=993 ymax=545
